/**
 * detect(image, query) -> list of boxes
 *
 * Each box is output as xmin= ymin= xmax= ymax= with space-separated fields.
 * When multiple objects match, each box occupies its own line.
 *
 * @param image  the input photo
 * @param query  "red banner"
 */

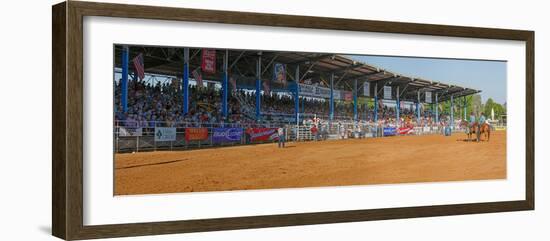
xmin=185 ymin=128 xmax=208 ymax=141
xmin=246 ymin=128 xmax=279 ymax=142
xmin=201 ymin=49 xmax=216 ymax=74
xmin=397 ymin=127 xmax=414 ymax=135
xmin=344 ymin=91 xmax=353 ymax=101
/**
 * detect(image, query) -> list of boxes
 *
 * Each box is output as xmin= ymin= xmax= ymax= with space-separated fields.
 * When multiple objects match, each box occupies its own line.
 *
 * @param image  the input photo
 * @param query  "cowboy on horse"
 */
xmin=462 ymin=111 xmax=490 ymax=142
xmin=479 ymin=112 xmax=486 ymax=126
xmin=478 ymin=112 xmax=491 ymax=141
xmin=464 ymin=111 xmax=479 ymax=142
xmin=469 ymin=112 xmax=477 ymax=129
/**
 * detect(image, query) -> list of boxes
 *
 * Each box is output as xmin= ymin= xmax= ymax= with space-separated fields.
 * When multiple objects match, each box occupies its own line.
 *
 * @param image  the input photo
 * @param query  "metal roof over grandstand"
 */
xmin=114 ymin=46 xmax=480 ymax=103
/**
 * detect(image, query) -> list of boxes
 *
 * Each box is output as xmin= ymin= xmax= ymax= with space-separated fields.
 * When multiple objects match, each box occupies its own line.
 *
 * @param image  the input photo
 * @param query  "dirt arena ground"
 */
xmin=115 ymin=130 xmax=506 ymax=195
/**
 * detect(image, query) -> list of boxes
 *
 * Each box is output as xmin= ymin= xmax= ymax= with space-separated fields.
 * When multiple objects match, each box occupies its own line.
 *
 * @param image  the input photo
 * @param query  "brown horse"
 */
xmin=460 ymin=121 xmax=480 ymax=142
xmin=479 ymin=122 xmax=491 ymax=142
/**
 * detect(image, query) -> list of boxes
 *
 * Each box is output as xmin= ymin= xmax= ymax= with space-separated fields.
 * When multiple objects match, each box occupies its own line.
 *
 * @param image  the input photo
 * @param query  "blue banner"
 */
xmin=383 ymin=127 xmax=396 ymax=136
xmin=212 ymin=128 xmax=243 ymax=143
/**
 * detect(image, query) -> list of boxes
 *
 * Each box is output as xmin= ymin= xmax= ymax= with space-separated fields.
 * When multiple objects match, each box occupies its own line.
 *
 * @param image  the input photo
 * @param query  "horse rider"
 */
xmin=469 ymin=111 xmax=477 ymax=131
xmin=479 ymin=112 xmax=487 ymax=126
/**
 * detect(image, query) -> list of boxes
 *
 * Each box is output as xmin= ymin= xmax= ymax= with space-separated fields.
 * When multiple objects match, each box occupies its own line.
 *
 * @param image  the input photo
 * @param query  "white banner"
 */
xmin=383 ymin=86 xmax=392 ymax=99
xmin=363 ymin=82 xmax=370 ymax=96
xmin=298 ymin=84 xmax=347 ymax=100
xmin=333 ymin=90 xmax=341 ymax=100
xmin=119 ymin=127 xmax=142 ymax=137
xmin=154 ymin=127 xmax=177 ymax=141
xmin=425 ymin=91 xmax=432 ymax=103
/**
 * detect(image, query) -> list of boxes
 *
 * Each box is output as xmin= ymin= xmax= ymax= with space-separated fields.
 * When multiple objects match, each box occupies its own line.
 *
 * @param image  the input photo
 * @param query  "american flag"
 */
xmin=229 ymin=75 xmax=237 ymax=91
xmin=263 ymin=80 xmax=270 ymax=94
xmin=132 ymin=53 xmax=145 ymax=80
xmin=192 ymin=67 xmax=203 ymax=87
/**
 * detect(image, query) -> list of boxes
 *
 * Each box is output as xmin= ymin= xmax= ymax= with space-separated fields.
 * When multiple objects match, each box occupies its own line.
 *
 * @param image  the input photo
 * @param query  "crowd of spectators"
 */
xmin=114 ymin=79 xmax=450 ymax=128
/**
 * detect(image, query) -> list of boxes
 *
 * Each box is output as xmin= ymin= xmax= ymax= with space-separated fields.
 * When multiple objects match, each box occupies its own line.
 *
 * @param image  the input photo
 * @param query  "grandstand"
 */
xmin=113 ymin=46 xmax=480 ymax=152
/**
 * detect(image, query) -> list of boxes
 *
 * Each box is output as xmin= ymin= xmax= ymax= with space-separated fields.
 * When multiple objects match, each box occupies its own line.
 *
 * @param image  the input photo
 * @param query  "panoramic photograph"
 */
xmin=113 ymin=45 xmax=507 ymax=195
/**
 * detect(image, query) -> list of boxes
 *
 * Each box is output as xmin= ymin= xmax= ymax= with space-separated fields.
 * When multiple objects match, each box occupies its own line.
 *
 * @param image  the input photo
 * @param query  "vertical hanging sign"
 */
xmin=363 ymin=82 xmax=370 ymax=96
xmin=273 ymin=63 xmax=286 ymax=85
xmin=383 ymin=86 xmax=392 ymax=99
xmin=201 ymin=49 xmax=216 ymax=74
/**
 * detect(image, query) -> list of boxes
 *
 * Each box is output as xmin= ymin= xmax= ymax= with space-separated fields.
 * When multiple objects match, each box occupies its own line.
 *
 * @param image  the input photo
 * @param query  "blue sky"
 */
xmin=349 ymin=55 xmax=507 ymax=104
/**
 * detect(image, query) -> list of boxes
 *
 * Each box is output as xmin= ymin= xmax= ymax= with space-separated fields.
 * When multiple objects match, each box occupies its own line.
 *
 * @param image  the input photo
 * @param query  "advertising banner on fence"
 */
xmin=155 ymin=127 xmax=176 ymax=141
xmin=212 ymin=128 xmax=243 ymax=143
xmin=383 ymin=127 xmax=396 ymax=136
xmin=185 ymin=128 xmax=209 ymax=141
xmin=119 ymin=127 xmax=142 ymax=137
xmin=246 ymin=128 xmax=279 ymax=142
xmin=397 ymin=127 xmax=414 ymax=135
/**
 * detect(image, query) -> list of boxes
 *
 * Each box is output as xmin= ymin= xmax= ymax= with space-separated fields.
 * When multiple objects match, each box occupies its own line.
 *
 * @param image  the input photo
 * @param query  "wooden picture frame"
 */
xmin=52 ymin=1 xmax=534 ymax=240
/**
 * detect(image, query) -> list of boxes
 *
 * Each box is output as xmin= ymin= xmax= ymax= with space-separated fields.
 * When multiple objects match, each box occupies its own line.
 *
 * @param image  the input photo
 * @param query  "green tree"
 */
xmin=471 ymin=94 xmax=482 ymax=115
xmin=483 ymin=98 xmax=506 ymax=120
xmin=483 ymin=98 xmax=495 ymax=117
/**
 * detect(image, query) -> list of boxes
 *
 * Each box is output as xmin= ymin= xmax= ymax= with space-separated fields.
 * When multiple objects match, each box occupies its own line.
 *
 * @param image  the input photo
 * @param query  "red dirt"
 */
xmin=115 ymin=131 xmax=506 ymax=195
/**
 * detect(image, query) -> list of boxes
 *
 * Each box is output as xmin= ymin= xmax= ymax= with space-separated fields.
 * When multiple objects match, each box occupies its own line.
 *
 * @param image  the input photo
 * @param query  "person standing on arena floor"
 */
xmin=310 ymin=124 xmax=318 ymax=141
xmin=278 ymin=126 xmax=285 ymax=148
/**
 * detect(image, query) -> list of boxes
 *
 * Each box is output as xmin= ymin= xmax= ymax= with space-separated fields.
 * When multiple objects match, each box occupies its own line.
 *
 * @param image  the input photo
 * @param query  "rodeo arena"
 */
xmin=114 ymin=46 xmax=507 ymax=195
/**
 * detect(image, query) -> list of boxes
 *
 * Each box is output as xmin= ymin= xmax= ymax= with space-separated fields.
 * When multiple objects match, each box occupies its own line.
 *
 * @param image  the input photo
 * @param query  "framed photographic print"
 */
xmin=52 ymin=1 xmax=534 ymax=240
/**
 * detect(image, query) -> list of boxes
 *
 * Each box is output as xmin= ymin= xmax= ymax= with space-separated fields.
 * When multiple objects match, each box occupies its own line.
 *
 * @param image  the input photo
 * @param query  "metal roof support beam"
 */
xmin=416 ymin=91 xmax=421 ymax=123
xmin=236 ymin=56 xmax=260 ymax=77
xmin=295 ymin=65 xmax=300 ymax=127
xmin=190 ymin=48 xmax=201 ymax=61
xmin=435 ymin=93 xmax=439 ymax=124
xmin=340 ymin=71 xmax=381 ymax=83
xmin=450 ymin=95 xmax=454 ymax=130
xmin=299 ymin=61 xmax=319 ymax=82
xmin=221 ymin=50 xmax=229 ymax=119
xmin=232 ymin=63 xmax=245 ymax=78
xmin=261 ymin=54 xmax=280 ymax=75
xmin=182 ymin=47 xmax=190 ymax=115
xmin=335 ymin=71 xmax=349 ymax=86
xmin=372 ymin=76 xmax=400 ymax=87
xmin=374 ymin=83 xmax=379 ymax=123
xmin=396 ymin=85 xmax=400 ymax=126
xmin=329 ymin=73 xmax=335 ymax=122
xmin=332 ymin=63 xmax=364 ymax=75
xmin=343 ymin=81 xmax=353 ymax=91
xmin=463 ymin=95 xmax=467 ymax=120
xmin=354 ymin=79 xmax=358 ymax=122
xmin=375 ymin=77 xmax=401 ymax=96
xmin=121 ymin=45 xmax=129 ymax=113
xmin=255 ymin=54 xmax=262 ymax=120
xmin=289 ymin=53 xmax=334 ymax=65
xmin=399 ymin=84 xmax=409 ymax=97
xmin=160 ymin=48 xmax=170 ymax=60
xmin=229 ymin=51 xmax=246 ymax=70
xmin=438 ymin=88 xmax=476 ymax=101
